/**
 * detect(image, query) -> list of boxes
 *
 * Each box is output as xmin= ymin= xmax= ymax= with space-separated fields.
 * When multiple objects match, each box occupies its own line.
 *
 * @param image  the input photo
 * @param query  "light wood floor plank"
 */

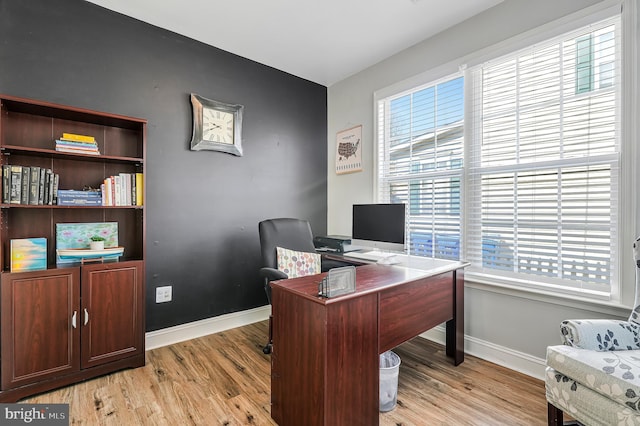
xmin=24 ymin=320 xmax=547 ymax=425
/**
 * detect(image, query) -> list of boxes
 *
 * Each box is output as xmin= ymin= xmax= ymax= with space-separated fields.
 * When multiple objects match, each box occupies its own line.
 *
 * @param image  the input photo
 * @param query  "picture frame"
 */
xmin=318 ymin=265 xmax=356 ymax=298
xmin=56 ymin=222 xmax=119 ymax=265
xmin=11 ymin=238 xmax=47 ymax=272
xmin=189 ymin=93 xmax=244 ymax=156
xmin=335 ymin=125 xmax=362 ymax=174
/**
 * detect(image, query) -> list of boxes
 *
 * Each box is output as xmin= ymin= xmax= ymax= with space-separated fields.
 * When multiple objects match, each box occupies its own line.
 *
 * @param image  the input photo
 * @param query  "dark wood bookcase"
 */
xmin=0 ymin=94 xmax=146 ymax=401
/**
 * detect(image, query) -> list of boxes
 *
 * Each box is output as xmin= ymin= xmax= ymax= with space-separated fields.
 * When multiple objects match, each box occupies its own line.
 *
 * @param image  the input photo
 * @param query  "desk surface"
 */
xmin=272 ymin=259 xmax=468 ymax=304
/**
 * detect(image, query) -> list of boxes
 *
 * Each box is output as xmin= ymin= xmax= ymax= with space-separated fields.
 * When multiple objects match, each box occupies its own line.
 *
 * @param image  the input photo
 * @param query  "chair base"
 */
xmin=548 ymin=402 xmax=562 ymax=426
xmin=263 ymin=314 xmax=273 ymax=354
xmin=548 ymin=403 xmax=584 ymax=426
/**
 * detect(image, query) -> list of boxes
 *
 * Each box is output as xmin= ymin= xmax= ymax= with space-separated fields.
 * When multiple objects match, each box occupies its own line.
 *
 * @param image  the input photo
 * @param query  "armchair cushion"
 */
xmin=561 ymin=320 xmax=640 ymax=351
xmin=276 ymin=246 xmax=321 ymax=278
xmin=547 ymin=345 xmax=640 ymax=413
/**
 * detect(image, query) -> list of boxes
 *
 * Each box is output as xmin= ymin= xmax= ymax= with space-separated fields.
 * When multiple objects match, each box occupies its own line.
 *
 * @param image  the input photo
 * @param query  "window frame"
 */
xmin=372 ymin=1 xmax=636 ymax=306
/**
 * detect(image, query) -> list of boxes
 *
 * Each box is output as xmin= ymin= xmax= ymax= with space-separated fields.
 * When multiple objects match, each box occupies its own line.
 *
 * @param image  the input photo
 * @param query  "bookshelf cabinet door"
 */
xmin=80 ymin=261 xmax=144 ymax=369
xmin=0 ymin=268 xmax=81 ymax=390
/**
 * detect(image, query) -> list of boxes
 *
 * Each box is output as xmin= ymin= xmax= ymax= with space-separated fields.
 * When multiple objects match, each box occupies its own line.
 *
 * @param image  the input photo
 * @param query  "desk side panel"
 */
xmin=379 ymin=272 xmax=454 ymax=353
xmin=271 ymin=286 xmax=326 ymax=426
xmin=325 ymin=293 xmax=379 ymax=426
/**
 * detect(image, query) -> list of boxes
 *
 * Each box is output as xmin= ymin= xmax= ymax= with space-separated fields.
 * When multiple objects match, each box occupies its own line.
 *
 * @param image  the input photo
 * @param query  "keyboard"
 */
xmin=343 ymin=251 xmax=389 ymax=262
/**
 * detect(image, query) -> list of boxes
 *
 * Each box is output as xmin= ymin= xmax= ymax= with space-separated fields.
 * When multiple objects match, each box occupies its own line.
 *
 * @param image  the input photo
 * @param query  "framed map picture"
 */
xmin=335 ymin=125 xmax=362 ymax=174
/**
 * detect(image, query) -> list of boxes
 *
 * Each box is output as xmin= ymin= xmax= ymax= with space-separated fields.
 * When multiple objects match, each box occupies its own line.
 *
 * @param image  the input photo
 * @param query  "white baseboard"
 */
xmin=145 ymin=305 xmax=271 ymax=350
xmin=419 ymin=327 xmax=546 ymax=380
xmin=145 ymin=307 xmax=545 ymax=380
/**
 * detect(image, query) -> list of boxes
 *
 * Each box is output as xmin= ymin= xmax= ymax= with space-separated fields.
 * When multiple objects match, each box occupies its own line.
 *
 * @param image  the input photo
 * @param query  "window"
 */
xmin=377 ymin=76 xmax=464 ymax=260
xmin=376 ymin=15 xmax=622 ymax=298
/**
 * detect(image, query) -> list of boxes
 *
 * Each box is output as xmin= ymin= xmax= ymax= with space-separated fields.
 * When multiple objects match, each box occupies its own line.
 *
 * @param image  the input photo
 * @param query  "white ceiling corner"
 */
xmin=85 ymin=0 xmax=503 ymax=86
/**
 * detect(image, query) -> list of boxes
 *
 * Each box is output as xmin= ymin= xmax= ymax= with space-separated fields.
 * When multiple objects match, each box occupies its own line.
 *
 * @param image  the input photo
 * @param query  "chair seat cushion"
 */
xmin=276 ymin=246 xmax=321 ymax=278
xmin=546 ymin=366 xmax=640 ymax=425
xmin=547 ymin=345 xmax=640 ymax=412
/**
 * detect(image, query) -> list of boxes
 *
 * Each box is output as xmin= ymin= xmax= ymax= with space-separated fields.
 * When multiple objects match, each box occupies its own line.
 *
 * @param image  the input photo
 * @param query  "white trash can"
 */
xmin=379 ymin=350 xmax=401 ymax=412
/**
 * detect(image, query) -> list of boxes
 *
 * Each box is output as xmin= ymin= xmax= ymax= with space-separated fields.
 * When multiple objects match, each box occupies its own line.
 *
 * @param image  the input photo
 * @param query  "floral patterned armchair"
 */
xmin=545 ymin=237 xmax=640 ymax=425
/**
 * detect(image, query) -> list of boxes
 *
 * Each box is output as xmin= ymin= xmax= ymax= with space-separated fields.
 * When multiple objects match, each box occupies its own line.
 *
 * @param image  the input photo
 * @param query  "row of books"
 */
xmin=57 ymin=190 xmax=102 ymax=206
xmin=2 ymin=165 xmax=59 ymax=206
xmin=56 ymin=173 xmax=144 ymax=206
xmin=0 ymin=165 xmax=143 ymax=206
xmin=101 ymin=173 xmax=144 ymax=206
xmin=55 ymin=133 xmax=100 ymax=155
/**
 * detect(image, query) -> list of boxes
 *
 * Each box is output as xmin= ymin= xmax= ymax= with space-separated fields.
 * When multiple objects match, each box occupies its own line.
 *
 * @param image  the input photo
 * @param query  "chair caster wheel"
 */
xmin=263 ymin=345 xmax=272 ymax=354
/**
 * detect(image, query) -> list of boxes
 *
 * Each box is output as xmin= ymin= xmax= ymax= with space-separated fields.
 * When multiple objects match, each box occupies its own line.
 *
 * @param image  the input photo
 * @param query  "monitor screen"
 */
xmin=352 ymin=203 xmax=406 ymax=252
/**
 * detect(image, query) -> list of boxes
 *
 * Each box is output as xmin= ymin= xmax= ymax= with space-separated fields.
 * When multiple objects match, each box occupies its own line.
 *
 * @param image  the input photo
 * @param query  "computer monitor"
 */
xmin=351 ymin=203 xmax=406 ymax=252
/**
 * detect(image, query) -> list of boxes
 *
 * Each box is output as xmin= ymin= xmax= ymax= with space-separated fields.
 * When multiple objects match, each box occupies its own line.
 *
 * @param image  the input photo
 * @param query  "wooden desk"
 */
xmin=270 ymin=260 xmax=468 ymax=426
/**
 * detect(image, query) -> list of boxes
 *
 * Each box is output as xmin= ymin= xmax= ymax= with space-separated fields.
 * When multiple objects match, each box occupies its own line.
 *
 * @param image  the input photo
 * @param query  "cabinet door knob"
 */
xmin=72 ymin=311 xmax=77 ymax=329
xmin=84 ymin=308 xmax=89 ymax=326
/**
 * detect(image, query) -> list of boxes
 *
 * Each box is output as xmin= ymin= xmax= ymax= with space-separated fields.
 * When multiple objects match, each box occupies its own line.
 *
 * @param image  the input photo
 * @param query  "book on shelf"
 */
xmin=46 ymin=169 xmax=55 ymax=205
xmin=119 ymin=173 xmax=131 ymax=205
xmin=57 ymin=197 xmax=102 ymax=206
xmin=57 ymin=190 xmax=102 ymax=198
xmin=55 ymin=146 xmax=100 ymax=155
xmin=29 ymin=166 xmax=40 ymax=205
xmin=9 ymin=165 xmax=22 ymax=204
xmin=135 ymin=172 xmax=143 ymax=206
xmin=52 ymin=174 xmax=59 ymax=205
xmin=55 ymin=139 xmax=97 ymax=148
xmin=38 ymin=167 xmax=45 ymax=205
xmin=55 ymin=140 xmax=98 ymax=149
xmin=60 ymin=132 xmax=96 ymax=143
xmin=102 ymin=178 xmax=112 ymax=206
xmin=20 ymin=166 xmax=30 ymax=204
xmin=2 ymin=165 xmax=10 ymax=204
xmin=42 ymin=169 xmax=50 ymax=205
xmin=56 ymin=190 xmax=102 ymax=206
xmin=131 ymin=173 xmax=136 ymax=205
xmin=113 ymin=175 xmax=122 ymax=206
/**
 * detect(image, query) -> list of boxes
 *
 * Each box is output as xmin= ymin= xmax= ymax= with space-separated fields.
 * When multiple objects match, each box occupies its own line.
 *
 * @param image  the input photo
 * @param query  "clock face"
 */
xmin=202 ymin=107 xmax=234 ymax=144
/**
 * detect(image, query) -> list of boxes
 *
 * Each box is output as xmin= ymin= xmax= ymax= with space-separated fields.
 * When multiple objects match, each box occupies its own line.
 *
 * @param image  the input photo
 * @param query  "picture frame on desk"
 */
xmin=318 ymin=265 xmax=356 ymax=298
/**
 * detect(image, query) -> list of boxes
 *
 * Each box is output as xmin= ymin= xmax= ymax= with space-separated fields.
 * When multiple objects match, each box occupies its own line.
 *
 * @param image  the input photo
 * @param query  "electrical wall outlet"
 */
xmin=156 ymin=285 xmax=172 ymax=303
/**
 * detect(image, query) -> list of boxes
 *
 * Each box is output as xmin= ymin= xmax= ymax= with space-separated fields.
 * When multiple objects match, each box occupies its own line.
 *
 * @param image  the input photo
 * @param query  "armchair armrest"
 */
xmin=259 ymin=267 xmax=288 ymax=305
xmin=560 ymin=319 xmax=640 ymax=351
xmin=259 ymin=267 xmax=288 ymax=282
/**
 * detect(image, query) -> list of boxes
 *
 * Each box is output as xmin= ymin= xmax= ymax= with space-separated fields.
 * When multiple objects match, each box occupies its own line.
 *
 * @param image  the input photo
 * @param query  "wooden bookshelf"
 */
xmin=0 ymin=94 xmax=146 ymax=401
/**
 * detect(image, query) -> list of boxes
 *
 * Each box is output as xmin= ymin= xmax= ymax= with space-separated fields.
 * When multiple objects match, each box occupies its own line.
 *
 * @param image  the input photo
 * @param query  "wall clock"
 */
xmin=189 ymin=93 xmax=244 ymax=156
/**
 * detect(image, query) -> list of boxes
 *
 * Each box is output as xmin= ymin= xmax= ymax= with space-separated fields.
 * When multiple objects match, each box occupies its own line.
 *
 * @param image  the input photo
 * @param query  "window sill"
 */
xmin=464 ymin=275 xmax=631 ymax=318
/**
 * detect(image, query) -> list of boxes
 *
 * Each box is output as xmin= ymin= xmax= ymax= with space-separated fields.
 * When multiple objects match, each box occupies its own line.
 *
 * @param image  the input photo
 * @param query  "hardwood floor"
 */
xmin=25 ymin=320 xmax=548 ymax=425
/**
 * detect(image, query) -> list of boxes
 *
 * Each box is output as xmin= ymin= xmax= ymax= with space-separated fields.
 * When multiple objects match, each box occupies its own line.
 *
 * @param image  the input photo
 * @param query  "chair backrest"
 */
xmin=259 ymin=218 xmax=317 ymax=269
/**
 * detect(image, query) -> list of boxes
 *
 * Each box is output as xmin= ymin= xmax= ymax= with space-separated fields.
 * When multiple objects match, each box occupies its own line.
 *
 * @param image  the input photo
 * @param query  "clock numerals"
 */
xmin=203 ymin=107 xmax=234 ymax=144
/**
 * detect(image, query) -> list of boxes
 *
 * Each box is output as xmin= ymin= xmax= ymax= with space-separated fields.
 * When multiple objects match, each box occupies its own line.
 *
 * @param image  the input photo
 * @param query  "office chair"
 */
xmin=259 ymin=218 xmax=348 ymax=354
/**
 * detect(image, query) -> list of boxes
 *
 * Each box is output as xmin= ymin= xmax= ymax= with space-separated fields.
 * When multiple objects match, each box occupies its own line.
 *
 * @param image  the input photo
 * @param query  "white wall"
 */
xmin=327 ymin=0 xmax=638 ymax=378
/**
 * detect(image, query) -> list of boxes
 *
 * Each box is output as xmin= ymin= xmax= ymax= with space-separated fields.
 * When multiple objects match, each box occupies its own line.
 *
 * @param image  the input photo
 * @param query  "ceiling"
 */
xmin=85 ymin=0 xmax=502 ymax=86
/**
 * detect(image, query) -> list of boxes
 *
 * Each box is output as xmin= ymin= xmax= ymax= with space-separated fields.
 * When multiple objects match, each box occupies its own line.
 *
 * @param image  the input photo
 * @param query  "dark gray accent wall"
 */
xmin=0 ymin=0 xmax=328 ymax=331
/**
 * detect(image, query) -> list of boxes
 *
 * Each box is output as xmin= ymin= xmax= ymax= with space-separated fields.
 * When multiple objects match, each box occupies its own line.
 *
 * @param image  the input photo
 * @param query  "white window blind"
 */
xmin=377 ymin=76 xmax=464 ymax=259
xmin=467 ymin=16 xmax=621 ymax=297
xmin=376 ymin=13 xmax=622 ymax=299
